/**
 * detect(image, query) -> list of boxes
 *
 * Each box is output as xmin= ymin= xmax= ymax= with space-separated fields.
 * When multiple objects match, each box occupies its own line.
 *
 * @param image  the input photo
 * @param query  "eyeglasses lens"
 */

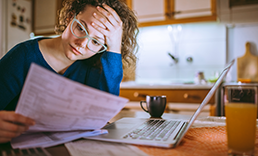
xmin=71 ymin=20 xmax=106 ymax=53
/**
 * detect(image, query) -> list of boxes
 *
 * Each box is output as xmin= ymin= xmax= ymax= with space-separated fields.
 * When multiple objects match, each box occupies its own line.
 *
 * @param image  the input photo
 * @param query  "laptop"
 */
xmin=85 ymin=59 xmax=235 ymax=148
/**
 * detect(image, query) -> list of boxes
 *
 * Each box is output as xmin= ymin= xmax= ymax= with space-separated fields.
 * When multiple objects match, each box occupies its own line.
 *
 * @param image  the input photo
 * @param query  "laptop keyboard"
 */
xmin=0 ymin=147 xmax=51 ymax=156
xmin=123 ymin=119 xmax=180 ymax=141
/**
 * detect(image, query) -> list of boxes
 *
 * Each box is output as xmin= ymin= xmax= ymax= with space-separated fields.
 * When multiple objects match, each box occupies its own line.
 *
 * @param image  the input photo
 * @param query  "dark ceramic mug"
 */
xmin=140 ymin=95 xmax=167 ymax=118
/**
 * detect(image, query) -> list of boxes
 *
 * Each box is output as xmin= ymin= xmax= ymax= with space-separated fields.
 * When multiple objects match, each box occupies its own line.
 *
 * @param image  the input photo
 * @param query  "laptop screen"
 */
xmin=175 ymin=59 xmax=235 ymax=146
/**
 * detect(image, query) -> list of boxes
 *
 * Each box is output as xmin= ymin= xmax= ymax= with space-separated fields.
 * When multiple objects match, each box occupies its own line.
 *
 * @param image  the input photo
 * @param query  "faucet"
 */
xmin=168 ymin=52 xmax=179 ymax=64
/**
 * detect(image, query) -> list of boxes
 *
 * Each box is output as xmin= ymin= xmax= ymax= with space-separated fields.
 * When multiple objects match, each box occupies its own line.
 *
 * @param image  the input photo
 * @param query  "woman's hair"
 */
xmin=55 ymin=0 xmax=139 ymax=79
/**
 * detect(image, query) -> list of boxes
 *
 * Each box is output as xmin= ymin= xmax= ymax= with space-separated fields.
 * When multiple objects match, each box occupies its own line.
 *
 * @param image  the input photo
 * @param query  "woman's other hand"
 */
xmin=0 ymin=111 xmax=35 ymax=143
xmin=92 ymin=4 xmax=123 ymax=53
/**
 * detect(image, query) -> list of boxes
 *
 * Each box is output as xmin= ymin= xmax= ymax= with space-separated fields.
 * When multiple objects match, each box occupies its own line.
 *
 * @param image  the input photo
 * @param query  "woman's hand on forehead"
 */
xmin=91 ymin=4 xmax=123 ymax=54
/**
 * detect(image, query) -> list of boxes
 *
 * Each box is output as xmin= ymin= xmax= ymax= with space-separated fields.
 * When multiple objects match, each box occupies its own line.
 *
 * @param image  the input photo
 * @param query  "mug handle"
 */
xmin=140 ymin=101 xmax=148 ymax=113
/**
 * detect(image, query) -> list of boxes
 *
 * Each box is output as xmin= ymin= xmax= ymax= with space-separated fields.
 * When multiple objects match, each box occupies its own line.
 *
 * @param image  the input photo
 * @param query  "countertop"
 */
xmin=120 ymin=81 xmax=214 ymax=89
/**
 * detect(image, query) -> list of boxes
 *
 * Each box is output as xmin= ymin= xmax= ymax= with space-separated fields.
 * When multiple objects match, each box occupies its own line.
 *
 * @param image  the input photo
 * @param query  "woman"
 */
xmin=0 ymin=0 xmax=138 ymax=143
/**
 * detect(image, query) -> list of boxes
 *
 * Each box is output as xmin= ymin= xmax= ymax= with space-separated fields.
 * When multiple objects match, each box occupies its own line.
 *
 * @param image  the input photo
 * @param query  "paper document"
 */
xmin=15 ymin=63 xmax=128 ymax=132
xmin=11 ymin=129 xmax=108 ymax=149
xmin=65 ymin=139 xmax=149 ymax=156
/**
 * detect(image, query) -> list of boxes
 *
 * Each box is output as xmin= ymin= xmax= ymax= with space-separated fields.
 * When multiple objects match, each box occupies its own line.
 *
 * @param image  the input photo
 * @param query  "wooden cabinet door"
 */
xmin=33 ymin=0 xmax=63 ymax=36
xmin=131 ymin=0 xmax=168 ymax=23
xmin=174 ymin=0 xmax=212 ymax=19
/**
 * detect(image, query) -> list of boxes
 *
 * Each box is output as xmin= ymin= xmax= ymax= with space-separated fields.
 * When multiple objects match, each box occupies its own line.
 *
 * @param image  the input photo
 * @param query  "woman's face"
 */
xmin=61 ymin=5 xmax=105 ymax=61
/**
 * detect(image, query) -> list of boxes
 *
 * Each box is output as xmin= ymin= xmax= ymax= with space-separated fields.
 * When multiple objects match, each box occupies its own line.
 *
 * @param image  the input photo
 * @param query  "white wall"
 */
xmin=227 ymin=24 xmax=258 ymax=81
xmin=135 ymin=22 xmax=226 ymax=84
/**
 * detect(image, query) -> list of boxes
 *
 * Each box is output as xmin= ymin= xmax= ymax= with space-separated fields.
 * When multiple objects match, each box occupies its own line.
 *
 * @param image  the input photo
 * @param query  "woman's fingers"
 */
xmin=0 ymin=120 xmax=29 ymax=133
xmin=0 ymin=111 xmax=34 ymax=134
xmin=0 ymin=129 xmax=22 ymax=143
xmin=101 ymin=4 xmax=122 ymax=24
xmin=0 ymin=129 xmax=21 ymax=138
xmin=92 ymin=13 xmax=109 ymax=32
xmin=0 ymin=111 xmax=34 ymax=143
xmin=0 ymin=111 xmax=35 ymax=126
xmin=95 ymin=6 xmax=115 ymax=28
xmin=93 ymin=5 xmax=122 ymax=32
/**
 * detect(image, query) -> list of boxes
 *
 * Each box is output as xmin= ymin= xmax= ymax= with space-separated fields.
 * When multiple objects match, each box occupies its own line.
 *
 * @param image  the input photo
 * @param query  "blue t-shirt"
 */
xmin=0 ymin=37 xmax=123 ymax=110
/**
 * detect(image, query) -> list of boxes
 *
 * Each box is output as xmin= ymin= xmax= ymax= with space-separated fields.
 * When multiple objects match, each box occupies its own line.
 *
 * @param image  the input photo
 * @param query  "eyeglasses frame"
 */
xmin=70 ymin=14 xmax=107 ymax=53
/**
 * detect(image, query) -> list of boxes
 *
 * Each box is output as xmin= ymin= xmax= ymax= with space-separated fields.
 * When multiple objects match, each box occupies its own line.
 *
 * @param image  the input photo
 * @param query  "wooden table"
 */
xmin=3 ymin=110 xmax=256 ymax=156
xmin=44 ymin=111 xmax=258 ymax=156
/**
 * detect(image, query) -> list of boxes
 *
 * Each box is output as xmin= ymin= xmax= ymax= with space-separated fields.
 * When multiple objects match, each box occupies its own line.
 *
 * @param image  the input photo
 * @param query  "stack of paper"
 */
xmin=11 ymin=63 xmax=128 ymax=148
xmin=11 ymin=129 xmax=108 ymax=148
xmin=65 ymin=139 xmax=149 ymax=156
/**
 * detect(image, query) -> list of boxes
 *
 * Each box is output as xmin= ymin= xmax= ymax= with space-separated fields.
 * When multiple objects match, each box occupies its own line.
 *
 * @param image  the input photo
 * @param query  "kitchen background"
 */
xmin=0 ymin=0 xmax=258 ymax=84
xmin=0 ymin=0 xmax=32 ymax=55
xmin=136 ymin=22 xmax=226 ymax=84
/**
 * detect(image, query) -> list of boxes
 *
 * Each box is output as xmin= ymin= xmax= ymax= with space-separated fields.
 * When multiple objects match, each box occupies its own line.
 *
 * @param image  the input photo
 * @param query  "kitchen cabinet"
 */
xmin=125 ymin=0 xmax=217 ymax=27
xmin=33 ymin=0 xmax=63 ymax=36
xmin=217 ymin=0 xmax=258 ymax=24
xmin=120 ymin=88 xmax=216 ymax=116
xmin=129 ymin=0 xmax=167 ymax=23
xmin=174 ymin=0 xmax=213 ymax=19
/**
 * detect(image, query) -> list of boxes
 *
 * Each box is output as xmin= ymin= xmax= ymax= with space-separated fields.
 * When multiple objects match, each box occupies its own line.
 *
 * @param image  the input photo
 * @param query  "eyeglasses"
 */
xmin=70 ymin=14 xmax=107 ymax=53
